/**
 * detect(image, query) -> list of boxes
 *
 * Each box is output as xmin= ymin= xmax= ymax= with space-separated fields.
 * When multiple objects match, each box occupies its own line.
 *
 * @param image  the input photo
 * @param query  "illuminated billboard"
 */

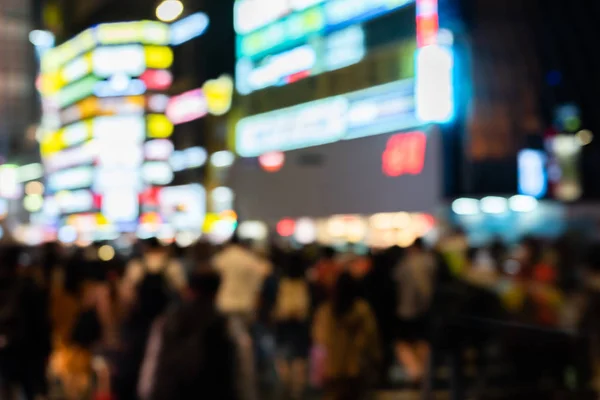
xmin=236 ymin=79 xmax=418 ymax=156
xmin=234 ymin=0 xmax=414 ymax=59
xmin=236 ymin=25 xmax=365 ymax=95
xmin=234 ymin=0 xmax=416 ymax=94
xmin=37 ymin=20 xmax=181 ymax=233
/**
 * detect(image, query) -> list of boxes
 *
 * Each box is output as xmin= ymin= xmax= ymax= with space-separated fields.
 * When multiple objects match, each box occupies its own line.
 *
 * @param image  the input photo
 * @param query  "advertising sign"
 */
xmin=236 ymin=79 xmax=418 ymax=156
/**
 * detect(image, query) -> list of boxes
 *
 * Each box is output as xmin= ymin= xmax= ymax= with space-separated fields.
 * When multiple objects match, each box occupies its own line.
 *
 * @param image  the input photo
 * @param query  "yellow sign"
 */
xmin=204 ymin=75 xmax=234 ymax=116
xmin=147 ymin=114 xmax=174 ymax=138
xmin=96 ymin=21 xmax=169 ymax=45
xmin=145 ymin=46 xmax=174 ymax=69
xmin=40 ymin=119 xmax=93 ymax=156
xmin=41 ymin=20 xmax=170 ymax=73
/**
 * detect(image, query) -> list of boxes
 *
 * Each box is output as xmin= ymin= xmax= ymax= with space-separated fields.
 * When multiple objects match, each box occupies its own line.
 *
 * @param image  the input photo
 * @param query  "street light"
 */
xmin=156 ymin=0 xmax=184 ymax=22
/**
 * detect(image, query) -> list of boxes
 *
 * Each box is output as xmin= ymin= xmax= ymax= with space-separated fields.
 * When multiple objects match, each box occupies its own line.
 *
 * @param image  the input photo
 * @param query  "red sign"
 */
xmin=277 ymin=218 xmax=295 ymax=237
xmin=382 ymin=132 xmax=427 ymax=177
xmin=416 ymin=0 xmax=439 ymax=47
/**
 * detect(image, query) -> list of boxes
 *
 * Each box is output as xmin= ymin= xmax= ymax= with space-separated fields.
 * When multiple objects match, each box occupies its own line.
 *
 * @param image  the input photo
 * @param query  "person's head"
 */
xmin=144 ymin=237 xmax=166 ymax=255
xmin=188 ymin=271 xmax=221 ymax=302
xmin=332 ymin=272 xmax=360 ymax=318
xmin=284 ymin=252 xmax=306 ymax=279
xmin=0 ymin=246 xmax=22 ymax=280
xmin=409 ymin=238 xmax=426 ymax=254
xmin=322 ymin=246 xmax=336 ymax=260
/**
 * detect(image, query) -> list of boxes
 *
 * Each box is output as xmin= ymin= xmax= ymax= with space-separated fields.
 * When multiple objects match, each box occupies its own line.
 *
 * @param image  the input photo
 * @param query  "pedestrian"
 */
xmin=140 ymin=272 xmax=239 ymax=400
xmin=313 ymin=273 xmax=381 ymax=400
xmin=273 ymin=252 xmax=311 ymax=399
xmin=393 ymin=238 xmax=436 ymax=383
xmin=0 ymin=246 xmax=51 ymax=400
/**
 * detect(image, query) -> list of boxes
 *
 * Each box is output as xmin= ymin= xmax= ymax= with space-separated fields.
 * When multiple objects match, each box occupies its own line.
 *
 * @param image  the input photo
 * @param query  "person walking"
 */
xmin=140 ymin=272 xmax=239 ymax=400
xmin=393 ymin=238 xmax=437 ymax=384
xmin=0 ymin=246 xmax=51 ymax=400
xmin=273 ymin=252 xmax=311 ymax=399
xmin=313 ymin=273 xmax=381 ymax=400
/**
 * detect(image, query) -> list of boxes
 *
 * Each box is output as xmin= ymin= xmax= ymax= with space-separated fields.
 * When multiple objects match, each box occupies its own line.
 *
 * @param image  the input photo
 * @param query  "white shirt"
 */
xmin=213 ymin=245 xmax=271 ymax=314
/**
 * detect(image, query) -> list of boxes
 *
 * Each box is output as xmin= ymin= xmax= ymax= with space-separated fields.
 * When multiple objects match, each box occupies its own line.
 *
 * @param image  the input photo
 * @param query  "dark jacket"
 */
xmin=150 ymin=299 xmax=239 ymax=400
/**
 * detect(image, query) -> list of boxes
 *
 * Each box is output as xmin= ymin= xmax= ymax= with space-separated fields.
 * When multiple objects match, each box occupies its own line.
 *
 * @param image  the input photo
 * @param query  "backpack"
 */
xmin=274 ymin=278 xmax=310 ymax=321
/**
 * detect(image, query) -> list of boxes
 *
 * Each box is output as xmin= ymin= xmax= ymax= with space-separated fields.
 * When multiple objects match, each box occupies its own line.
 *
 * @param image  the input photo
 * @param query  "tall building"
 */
xmin=0 ymin=0 xmax=37 ymax=159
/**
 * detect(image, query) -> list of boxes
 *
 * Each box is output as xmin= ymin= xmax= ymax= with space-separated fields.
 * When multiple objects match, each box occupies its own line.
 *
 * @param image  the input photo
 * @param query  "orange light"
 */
xmin=220 ymin=210 xmax=238 ymax=221
xmin=140 ymin=212 xmax=162 ymax=225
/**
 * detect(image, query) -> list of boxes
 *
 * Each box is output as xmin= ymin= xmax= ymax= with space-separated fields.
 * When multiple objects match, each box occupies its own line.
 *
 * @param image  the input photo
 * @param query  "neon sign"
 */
xmin=170 ymin=12 xmax=210 ymax=45
xmin=414 ymin=0 xmax=454 ymax=123
xmin=61 ymin=54 xmax=92 ymax=87
xmin=416 ymin=0 xmax=439 ymax=47
xmin=48 ymin=166 xmax=95 ymax=192
xmin=170 ymin=147 xmax=208 ymax=172
xmin=236 ymin=79 xmax=418 ymax=156
xmin=140 ymin=70 xmax=173 ymax=90
xmin=42 ymin=21 xmax=171 ymax=74
xmin=167 ymin=75 xmax=233 ymax=123
xmin=159 ymin=184 xmax=206 ymax=231
xmin=92 ymin=45 xmax=147 ymax=77
xmin=94 ymin=76 xmax=147 ymax=98
xmin=236 ymin=25 xmax=366 ymax=95
xmin=102 ymin=190 xmax=140 ymax=223
xmin=96 ymin=21 xmax=170 ymax=46
xmin=518 ymin=149 xmax=547 ymax=199
xmin=166 ymin=89 xmax=208 ymax=124
xmin=56 ymin=190 xmax=94 ymax=214
xmin=93 ymin=116 xmax=146 ymax=143
xmin=44 ymin=141 xmax=97 ymax=173
xmin=325 ymin=0 xmax=413 ymax=29
xmin=235 ymin=0 xmax=415 ymax=59
xmin=145 ymin=139 xmax=174 ymax=160
xmin=382 ymin=132 xmax=427 ymax=177
xmin=59 ymin=75 xmax=101 ymax=108
xmin=415 ymin=45 xmax=453 ymax=123
xmin=142 ymin=162 xmax=174 ymax=185
xmin=259 ymin=151 xmax=285 ymax=172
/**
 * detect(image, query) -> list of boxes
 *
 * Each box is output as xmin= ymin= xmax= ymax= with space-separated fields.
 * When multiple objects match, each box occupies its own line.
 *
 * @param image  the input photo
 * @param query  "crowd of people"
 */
xmin=0 ymin=230 xmax=599 ymax=399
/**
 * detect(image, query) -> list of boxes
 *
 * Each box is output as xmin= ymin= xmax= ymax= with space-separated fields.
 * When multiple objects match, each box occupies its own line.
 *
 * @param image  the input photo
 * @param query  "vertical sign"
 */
xmin=415 ymin=0 xmax=454 ymax=123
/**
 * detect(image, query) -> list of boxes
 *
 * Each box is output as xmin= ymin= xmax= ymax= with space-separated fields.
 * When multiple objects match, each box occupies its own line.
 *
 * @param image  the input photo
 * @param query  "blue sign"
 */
xmin=518 ymin=149 xmax=548 ymax=198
